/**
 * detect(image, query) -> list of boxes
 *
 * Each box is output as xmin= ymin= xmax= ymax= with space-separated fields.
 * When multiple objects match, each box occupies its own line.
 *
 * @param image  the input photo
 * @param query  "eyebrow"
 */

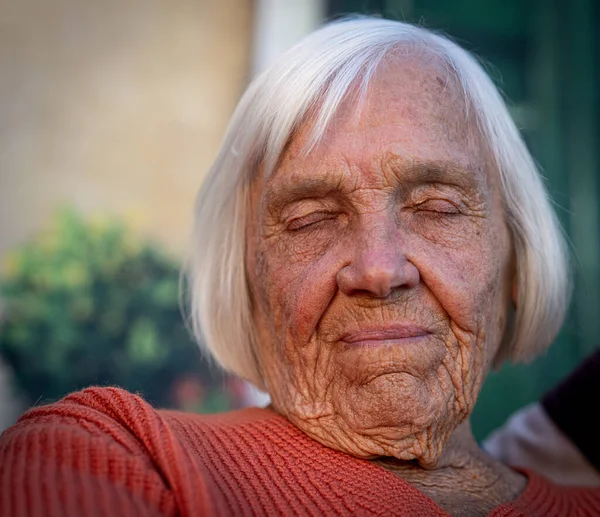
xmin=264 ymin=159 xmax=484 ymax=207
xmin=400 ymin=161 xmax=483 ymax=190
xmin=264 ymin=177 xmax=342 ymax=207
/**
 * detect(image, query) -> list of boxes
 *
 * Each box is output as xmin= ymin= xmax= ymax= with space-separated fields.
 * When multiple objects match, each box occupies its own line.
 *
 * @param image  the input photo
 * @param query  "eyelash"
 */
xmin=287 ymin=212 xmax=337 ymax=231
xmin=413 ymin=199 xmax=461 ymax=215
xmin=285 ymin=199 xmax=461 ymax=232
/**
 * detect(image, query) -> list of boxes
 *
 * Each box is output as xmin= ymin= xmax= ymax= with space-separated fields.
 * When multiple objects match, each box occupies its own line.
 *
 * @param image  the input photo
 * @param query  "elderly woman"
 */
xmin=1 ymin=17 xmax=598 ymax=517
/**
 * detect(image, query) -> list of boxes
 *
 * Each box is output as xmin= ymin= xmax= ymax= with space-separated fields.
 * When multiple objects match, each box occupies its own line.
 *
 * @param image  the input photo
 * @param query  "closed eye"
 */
xmin=414 ymin=199 xmax=461 ymax=214
xmin=287 ymin=212 xmax=338 ymax=231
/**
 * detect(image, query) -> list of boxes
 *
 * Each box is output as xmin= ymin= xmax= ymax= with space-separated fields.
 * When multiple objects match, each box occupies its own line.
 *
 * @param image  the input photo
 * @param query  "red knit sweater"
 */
xmin=1 ymin=387 xmax=599 ymax=516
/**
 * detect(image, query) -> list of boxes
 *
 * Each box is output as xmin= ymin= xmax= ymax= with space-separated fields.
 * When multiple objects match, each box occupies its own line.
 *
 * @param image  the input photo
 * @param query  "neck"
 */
xmin=374 ymin=420 xmax=485 ymax=470
xmin=431 ymin=419 xmax=485 ymax=469
xmin=373 ymin=420 xmax=527 ymax=516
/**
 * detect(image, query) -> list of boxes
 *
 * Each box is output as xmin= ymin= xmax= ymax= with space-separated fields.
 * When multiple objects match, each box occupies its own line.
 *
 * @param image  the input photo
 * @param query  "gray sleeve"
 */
xmin=483 ymin=402 xmax=600 ymax=486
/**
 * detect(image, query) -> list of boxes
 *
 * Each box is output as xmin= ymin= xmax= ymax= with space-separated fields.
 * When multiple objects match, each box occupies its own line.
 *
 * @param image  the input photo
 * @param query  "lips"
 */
xmin=341 ymin=326 xmax=431 ymax=345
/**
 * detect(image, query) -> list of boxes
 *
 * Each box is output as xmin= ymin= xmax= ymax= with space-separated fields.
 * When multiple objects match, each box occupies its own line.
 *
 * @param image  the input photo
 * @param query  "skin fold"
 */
xmin=246 ymin=54 xmax=525 ymax=515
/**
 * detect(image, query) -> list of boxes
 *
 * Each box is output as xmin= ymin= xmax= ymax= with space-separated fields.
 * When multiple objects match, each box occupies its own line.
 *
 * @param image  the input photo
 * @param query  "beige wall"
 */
xmin=0 ymin=0 xmax=252 ymax=257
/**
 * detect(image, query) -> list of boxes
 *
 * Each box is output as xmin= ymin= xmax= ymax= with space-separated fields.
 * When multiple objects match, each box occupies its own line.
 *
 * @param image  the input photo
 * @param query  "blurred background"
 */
xmin=0 ymin=0 xmax=598 ymax=442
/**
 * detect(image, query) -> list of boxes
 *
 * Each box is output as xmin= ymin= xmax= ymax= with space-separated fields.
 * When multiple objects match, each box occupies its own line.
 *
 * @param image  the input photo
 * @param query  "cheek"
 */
xmin=414 ymin=233 xmax=510 ymax=339
xmin=255 ymin=241 xmax=342 ymax=345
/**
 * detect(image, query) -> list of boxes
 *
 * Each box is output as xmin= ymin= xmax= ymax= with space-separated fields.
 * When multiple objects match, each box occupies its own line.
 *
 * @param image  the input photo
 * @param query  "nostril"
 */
xmin=362 ymin=270 xmax=393 ymax=297
xmin=337 ymin=264 xmax=395 ymax=298
xmin=337 ymin=255 xmax=420 ymax=298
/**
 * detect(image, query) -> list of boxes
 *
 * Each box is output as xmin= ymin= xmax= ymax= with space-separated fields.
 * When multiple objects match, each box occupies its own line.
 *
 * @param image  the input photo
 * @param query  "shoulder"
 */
xmin=3 ymin=386 xmax=174 ymax=456
xmin=3 ymin=386 xmax=281 ymax=459
xmin=0 ymin=386 xmax=274 ymax=517
xmin=2 ymin=387 xmax=159 ymax=458
xmin=13 ymin=385 xmax=161 ymax=425
xmin=496 ymin=468 xmax=600 ymax=516
xmin=8 ymin=385 xmax=274 ymax=432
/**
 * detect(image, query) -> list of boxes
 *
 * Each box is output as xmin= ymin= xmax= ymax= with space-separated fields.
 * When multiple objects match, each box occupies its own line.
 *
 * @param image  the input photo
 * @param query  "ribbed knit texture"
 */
xmin=1 ymin=387 xmax=599 ymax=516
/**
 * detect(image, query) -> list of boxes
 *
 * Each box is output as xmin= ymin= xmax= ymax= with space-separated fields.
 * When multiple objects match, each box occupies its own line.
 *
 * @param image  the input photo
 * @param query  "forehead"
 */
xmin=267 ymin=54 xmax=489 ymax=192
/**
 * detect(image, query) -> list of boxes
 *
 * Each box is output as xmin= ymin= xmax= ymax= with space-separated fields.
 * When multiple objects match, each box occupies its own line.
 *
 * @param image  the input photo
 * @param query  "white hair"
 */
xmin=186 ymin=17 xmax=571 ymax=389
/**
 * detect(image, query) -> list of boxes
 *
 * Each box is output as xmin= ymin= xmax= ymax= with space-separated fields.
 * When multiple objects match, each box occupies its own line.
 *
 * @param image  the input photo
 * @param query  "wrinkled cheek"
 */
xmin=261 ymin=251 xmax=341 ymax=348
xmin=423 ymin=246 xmax=498 ymax=333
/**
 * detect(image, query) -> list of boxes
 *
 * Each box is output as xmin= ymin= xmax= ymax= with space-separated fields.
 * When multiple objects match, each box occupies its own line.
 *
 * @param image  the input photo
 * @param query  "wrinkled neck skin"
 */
xmin=267 ymin=401 xmax=526 ymax=515
xmin=372 ymin=419 xmax=527 ymax=516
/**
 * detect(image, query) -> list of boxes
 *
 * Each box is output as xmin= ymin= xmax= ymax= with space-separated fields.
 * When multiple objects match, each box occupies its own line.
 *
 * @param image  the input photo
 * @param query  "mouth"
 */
xmin=340 ymin=326 xmax=431 ymax=347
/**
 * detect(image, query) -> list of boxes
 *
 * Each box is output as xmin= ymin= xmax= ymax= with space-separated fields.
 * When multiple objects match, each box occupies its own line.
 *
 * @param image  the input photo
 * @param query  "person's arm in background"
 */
xmin=484 ymin=348 xmax=600 ymax=486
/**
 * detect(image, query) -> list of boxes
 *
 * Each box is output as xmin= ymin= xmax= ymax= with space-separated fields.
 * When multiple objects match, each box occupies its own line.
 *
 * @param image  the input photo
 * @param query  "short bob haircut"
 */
xmin=187 ymin=17 xmax=570 ymax=390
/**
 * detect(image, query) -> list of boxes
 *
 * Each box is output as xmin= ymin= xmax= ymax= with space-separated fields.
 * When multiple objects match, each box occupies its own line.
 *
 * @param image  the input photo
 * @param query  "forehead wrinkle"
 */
xmin=382 ymin=152 xmax=489 ymax=194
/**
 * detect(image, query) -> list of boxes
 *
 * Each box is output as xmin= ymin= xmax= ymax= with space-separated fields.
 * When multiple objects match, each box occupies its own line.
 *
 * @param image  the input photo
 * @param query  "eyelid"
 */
xmin=281 ymin=197 xmax=340 ymax=224
xmin=287 ymin=211 xmax=336 ymax=231
xmin=414 ymin=199 xmax=461 ymax=212
xmin=281 ymin=198 xmax=333 ymax=218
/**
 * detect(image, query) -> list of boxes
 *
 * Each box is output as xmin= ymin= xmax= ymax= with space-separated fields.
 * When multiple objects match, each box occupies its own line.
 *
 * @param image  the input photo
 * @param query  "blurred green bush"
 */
xmin=0 ymin=208 xmax=235 ymax=411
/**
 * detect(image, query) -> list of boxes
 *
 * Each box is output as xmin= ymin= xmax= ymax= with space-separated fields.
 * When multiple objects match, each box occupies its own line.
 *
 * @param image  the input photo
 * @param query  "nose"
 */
xmin=336 ymin=222 xmax=420 ymax=298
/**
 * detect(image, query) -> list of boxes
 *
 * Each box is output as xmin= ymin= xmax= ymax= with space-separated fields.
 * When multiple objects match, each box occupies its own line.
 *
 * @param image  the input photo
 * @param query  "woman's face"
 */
xmin=246 ymin=58 xmax=513 ymax=467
